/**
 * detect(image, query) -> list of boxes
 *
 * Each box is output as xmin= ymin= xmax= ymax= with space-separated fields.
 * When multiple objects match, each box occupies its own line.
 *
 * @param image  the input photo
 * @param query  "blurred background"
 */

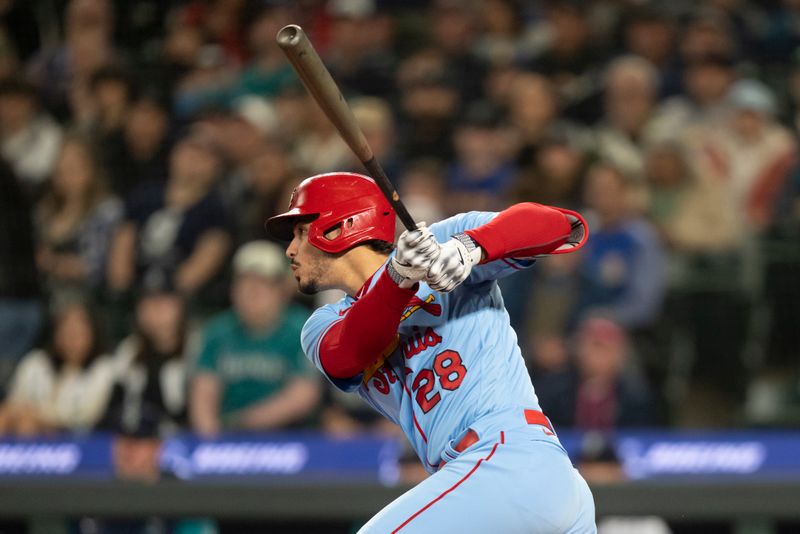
xmin=0 ymin=0 xmax=799 ymax=532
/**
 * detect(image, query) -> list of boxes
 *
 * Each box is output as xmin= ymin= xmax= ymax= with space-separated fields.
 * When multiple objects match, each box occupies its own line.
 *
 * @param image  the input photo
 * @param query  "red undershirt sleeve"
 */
xmin=464 ymin=203 xmax=584 ymax=262
xmin=319 ymin=269 xmax=417 ymax=379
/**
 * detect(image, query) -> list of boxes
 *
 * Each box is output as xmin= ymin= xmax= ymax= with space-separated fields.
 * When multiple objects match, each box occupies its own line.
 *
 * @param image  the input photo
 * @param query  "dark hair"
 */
xmin=134 ymin=292 xmax=187 ymax=364
xmin=363 ymin=239 xmax=395 ymax=255
xmin=47 ymin=301 xmax=107 ymax=371
xmin=591 ymin=160 xmax=635 ymax=189
xmin=0 ymin=77 xmax=37 ymax=100
xmin=89 ymin=65 xmax=135 ymax=97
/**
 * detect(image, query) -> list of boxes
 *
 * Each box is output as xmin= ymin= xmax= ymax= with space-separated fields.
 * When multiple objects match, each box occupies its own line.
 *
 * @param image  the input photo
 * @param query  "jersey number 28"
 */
xmin=412 ymin=350 xmax=467 ymax=413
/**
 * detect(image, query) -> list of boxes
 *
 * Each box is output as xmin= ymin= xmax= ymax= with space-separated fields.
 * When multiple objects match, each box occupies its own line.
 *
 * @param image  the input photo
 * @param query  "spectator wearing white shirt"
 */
xmin=593 ymin=55 xmax=661 ymax=180
xmin=0 ymin=301 xmax=114 ymax=436
xmin=0 ymin=78 xmax=63 ymax=195
xmin=688 ymin=79 xmax=797 ymax=231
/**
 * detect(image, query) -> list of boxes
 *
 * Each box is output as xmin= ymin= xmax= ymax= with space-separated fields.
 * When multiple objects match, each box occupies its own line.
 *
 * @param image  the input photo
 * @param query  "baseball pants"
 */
xmin=358 ymin=425 xmax=596 ymax=533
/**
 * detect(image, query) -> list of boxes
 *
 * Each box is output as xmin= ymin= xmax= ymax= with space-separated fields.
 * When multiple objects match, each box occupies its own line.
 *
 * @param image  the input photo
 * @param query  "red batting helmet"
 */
xmin=266 ymin=172 xmax=396 ymax=254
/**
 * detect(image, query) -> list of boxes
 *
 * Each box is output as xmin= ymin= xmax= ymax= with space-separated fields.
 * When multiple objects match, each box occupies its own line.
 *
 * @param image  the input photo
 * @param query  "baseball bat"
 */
xmin=276 ymin=24 xmax=417 ymax=232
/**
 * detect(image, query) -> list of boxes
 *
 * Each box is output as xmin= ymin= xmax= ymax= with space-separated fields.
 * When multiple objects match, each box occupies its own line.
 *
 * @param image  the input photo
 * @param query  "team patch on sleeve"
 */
xmin=401 ymin=294 xmax=441 ymax=321
xmin=362 ymin=335 xmax=400 ymax=382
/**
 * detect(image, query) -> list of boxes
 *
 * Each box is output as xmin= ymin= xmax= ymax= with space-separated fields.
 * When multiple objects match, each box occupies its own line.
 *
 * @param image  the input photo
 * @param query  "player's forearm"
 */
xmin=320 ymin=269 xmax=417 ymax=379
xmin=190 ymin=374 xmax=222 ymax=436
xmin=236 ymin=378 xmax=321 ymax=430
xmin=465 ymin=203 xmax=586 ymax=262
xmin=175 ymin=230 xmax=231 ymax=293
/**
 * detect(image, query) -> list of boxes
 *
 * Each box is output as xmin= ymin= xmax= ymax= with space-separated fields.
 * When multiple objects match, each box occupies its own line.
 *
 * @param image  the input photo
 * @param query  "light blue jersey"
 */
xmin=302 ymin=211 xmax=596 ymax=533
xmin=302 ymin=212 xmax=545 ymax=470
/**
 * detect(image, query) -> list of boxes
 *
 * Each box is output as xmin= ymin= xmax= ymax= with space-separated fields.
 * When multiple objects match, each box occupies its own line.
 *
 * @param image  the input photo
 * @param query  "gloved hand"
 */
xmin=425 ymin=233 xmax=483 ymax=293
xmin=388 ymin=223 xmax=441 ymax=288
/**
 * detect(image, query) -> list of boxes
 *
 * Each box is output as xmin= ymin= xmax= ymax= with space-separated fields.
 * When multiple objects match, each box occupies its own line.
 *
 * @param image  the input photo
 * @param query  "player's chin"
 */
xmin=297 ymin=278 xmax=320 ymax=295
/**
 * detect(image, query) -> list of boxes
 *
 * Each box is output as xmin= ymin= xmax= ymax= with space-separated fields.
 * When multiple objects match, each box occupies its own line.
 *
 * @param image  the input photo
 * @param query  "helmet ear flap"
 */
xmin=321 ymin=220 xmax=343 ymax=241
xmin=320 ymin=217 xmax=355 ymax=244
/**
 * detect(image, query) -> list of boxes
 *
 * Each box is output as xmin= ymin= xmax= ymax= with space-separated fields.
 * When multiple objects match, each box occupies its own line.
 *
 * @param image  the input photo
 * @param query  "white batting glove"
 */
xmin=425 ymin=233 xmax=483 ymax=293
xmin=388 ymin=223 xmax=441 ymax=288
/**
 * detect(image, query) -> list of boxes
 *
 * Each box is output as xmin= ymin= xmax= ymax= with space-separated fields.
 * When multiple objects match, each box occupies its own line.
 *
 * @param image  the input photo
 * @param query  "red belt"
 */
xmin=439 ymin=409 xmax=554 ymax=468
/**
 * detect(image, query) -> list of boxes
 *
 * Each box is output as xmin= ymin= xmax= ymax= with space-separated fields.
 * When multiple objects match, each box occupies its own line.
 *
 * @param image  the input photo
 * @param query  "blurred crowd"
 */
xmin=1 ymin=0 xmax=800 ymax=483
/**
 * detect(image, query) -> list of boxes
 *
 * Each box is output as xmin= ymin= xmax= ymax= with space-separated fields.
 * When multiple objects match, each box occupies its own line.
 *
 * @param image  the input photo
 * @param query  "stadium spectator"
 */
xmin=173 ymin=0 xmax=249 ymax=67
xmin=0 ymin=161 xmax=42 ymax=393
xmin=506 ymin=72 xmax=561 ymax=168
xmin=593 ymin=55 xmax=661 ymax=180
xmin=235 ymin=141 xmax=299 ymax=245
xmin=28 ymin=0 xmax=117 ymax=121
xmin=293 ymin=94 xmax=352 ymax=175
xmin=195 ymin=97 xmax=277 ymax=222
xmin=679 ymin=8 xmax=738 ymax=64
xmin=398 ymin=159 xmax=447 ymax=226
xmin=0 ymin=300 xmax=114 ymax=436
xmin=171 ymin=3 xmax=295 ymax=114
xmin=324 ymin=0 xmax=396 ymax=99
xmin=573 ymin=317 xmax=655 ymax=430
xmin=157 ymin=9 xmax=205 ymax=98
xmin=0 ymin=78 xmax=63 ymax=194
xmin=528 ymin=334 xmax=575 ymax=428
xmin=106 ymin=131 xmax=232 ymax=296
xmin=510 ymin=129 xmax=588 ymax=209
xmin=102 ymin=93 xmax=172 ymax=198
xmin=445 ymin=101 xmax=517 ymax=213
xmin=472 ymin=0 xmax=541 ymax=66
xmin=35 ymin=134 xmax=122 ymax=300
xmin=429 ymin=0 xmax=486 ymax=104
xmin=531 ymin=0 xmax=605 ymax=123
xmin=172 ymin=44 xmax=234 ymax=120
xmin=349 ymin=97 xmax=400 ymax=179
xmin=650 ymin=53 xmax=737 ymax=143
xmin=229 ymin=3 xmax=296 ymax=101
xmin=576 ymin=162 xmax=666 ymax=330
xmin=644 ymin=142 xmax=738 ymax=254
xmin=621 ymin=6 xmax=681 ymax=98
xmin=190 ymin=241 xmax=319 ymax=435
xmin=99 ymin=286 xmax=188 ymax=438
xmin=534 ymin=317 xmax=656 ymax=431
xmin=502 ymin=127 xmax=589 ymax=334
xmin=688 ymin=79 xmax=797 ymax=230
xmin=84 ymin=66 xmax=134 ymax=137
xmin=395 ymin=49 xmax=461 ymax=162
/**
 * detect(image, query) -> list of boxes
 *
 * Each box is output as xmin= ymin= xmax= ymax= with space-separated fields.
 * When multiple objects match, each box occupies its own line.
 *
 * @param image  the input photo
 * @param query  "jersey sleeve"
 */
xmin=300 ymin=305 xmax=363 ymax=392
xmin=429 ymin=212 xmax=536 ymax=284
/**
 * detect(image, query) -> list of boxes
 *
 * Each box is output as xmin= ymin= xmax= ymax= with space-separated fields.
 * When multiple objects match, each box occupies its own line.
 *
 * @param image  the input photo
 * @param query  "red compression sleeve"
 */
xmin=465 ymin=203 xmax=583 ymax=262
xmin=319 ymin=269 xmax=417 ymax=379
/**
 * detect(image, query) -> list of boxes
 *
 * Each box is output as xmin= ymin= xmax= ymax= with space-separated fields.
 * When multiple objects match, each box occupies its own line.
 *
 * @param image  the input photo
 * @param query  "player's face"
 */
xmin=286 ymin=222 xmax=332 ymax=295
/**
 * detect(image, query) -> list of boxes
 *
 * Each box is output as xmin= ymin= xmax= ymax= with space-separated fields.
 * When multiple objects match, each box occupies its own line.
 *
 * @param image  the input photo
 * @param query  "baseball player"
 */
xmin=267 ymin=172 xmax=596 ymax=533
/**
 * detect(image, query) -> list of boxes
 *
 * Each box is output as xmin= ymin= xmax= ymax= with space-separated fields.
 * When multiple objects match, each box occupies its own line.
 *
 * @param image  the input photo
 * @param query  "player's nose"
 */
xmin=285 ymin=238 xmax=298 ymax=259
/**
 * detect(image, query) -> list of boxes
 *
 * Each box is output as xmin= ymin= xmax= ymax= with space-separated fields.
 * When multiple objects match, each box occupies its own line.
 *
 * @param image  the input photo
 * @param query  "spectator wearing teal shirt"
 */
xmin=190 ymin=241 xmax=320 ymax=435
